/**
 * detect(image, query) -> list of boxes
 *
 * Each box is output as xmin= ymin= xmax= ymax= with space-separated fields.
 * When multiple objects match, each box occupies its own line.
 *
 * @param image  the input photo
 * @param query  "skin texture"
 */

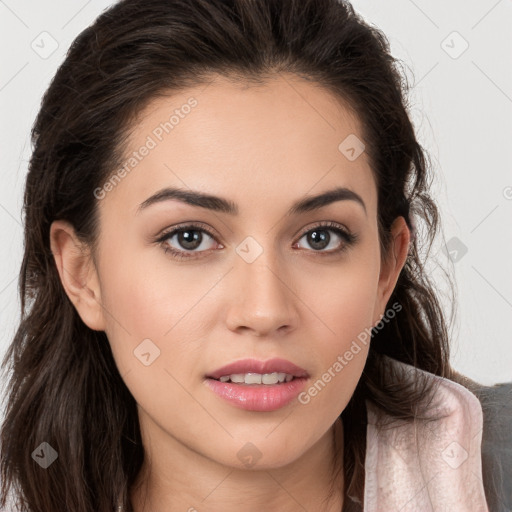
xmin=50 ymin=73 xmax=410 ymax=512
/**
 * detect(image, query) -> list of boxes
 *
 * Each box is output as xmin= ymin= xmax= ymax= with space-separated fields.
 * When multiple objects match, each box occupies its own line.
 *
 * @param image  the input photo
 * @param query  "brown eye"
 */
xmin=156 ymin=223 xmax=221 ymax=260
xmin=172 ymin=229 xmax=205 ymax=251
xmin=294 ymin=222 xmax=357 ymax=254
xmin=304 ymin=228 xmax=332 ymax=250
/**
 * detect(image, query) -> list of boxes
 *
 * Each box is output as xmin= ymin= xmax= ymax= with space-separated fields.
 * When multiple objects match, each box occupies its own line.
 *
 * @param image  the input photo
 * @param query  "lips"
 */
xmin=204 ymin=358 xmax=311 ymax=411
xmin=205 ymin=358 xmax=310 ymax=381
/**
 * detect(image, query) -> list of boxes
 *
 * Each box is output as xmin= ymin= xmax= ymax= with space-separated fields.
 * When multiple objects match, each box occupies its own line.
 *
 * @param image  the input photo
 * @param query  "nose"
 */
xmin=225 ymin=248 xmax=299 ymax=337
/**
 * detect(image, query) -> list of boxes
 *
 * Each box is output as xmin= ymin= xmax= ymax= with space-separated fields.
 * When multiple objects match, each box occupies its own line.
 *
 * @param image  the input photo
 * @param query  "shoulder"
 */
xmin=363 ymin=358 xmax=490 ymax=511
xmin=405 ymin=363 xmax=512 ymax=511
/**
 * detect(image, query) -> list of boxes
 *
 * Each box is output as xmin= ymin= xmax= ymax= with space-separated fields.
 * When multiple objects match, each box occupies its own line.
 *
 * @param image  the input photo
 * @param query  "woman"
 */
xmin=0 ymin=0 xmax=510 ymax=510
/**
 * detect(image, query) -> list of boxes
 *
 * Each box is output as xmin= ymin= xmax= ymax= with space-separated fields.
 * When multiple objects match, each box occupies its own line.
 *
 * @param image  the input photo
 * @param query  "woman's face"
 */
xmin=52 ymin=73 xmax=408 ymax=472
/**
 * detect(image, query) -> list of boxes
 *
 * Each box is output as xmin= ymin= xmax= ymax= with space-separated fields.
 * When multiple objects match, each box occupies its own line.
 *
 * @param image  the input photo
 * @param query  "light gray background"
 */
xmin=0 ymin=0 xmax=511 ymax=394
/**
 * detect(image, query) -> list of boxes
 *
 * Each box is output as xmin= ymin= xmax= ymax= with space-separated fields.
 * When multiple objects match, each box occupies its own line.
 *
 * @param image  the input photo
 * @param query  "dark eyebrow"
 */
xmin=137 ymin=186 xmax=366 ymax=216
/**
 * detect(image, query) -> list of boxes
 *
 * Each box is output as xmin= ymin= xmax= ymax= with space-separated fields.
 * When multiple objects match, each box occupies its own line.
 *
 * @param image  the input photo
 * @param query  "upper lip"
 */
xmin=206 ymin=358 xmax=309 ymax=380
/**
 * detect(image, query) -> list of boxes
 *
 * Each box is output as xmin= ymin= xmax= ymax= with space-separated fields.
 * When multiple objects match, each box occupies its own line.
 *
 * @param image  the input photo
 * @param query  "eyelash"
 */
xmin=155 ymin=221 xmax=358 ymax=261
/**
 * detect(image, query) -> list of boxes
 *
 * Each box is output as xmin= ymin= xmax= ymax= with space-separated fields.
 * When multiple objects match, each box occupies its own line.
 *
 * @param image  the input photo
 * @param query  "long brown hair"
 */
xmin=1 ymin=0 xmax=456 ymax=510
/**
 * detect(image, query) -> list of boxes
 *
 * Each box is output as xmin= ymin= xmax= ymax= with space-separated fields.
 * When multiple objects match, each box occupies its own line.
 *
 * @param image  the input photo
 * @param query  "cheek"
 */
xmin=96 ymin=239 xmax=223 ymax=386
xmin=297 ymin=256 xmax=379 ymax=409
xmin=98 ymin=236 xmax=211 ymax=335
xmin=97 ymin=257 xmax=212 ymax=422
xmin=305 ymin=253 xmax=380 ymax=341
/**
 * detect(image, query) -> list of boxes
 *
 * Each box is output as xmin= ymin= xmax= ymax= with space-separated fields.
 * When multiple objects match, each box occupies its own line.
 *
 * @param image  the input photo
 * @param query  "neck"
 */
xmin=130 ymin=417 xmax=345 ymax=512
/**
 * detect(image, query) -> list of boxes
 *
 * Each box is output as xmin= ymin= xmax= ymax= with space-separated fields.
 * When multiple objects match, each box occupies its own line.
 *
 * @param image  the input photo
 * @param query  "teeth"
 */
xmin=261 ymin=373 xmax=278 ymax=384
xmin=217 ymin=372 xmax=295 ymax=384
xmin=245 ymin=373 xmax=262 ymax=384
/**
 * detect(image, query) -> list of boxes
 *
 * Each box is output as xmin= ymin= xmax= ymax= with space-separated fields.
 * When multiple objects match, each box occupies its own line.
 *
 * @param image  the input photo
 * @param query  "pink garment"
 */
xmin=363 ymin=359 xmax=489 ymax=511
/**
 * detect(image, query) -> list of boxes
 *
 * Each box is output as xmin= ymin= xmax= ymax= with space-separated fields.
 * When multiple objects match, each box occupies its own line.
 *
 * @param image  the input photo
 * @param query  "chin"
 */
xmin=214 ymin=435 xmax=316 ymax=471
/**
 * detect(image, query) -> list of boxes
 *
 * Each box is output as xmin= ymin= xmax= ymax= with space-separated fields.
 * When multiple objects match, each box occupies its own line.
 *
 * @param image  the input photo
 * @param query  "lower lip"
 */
xmin=204 ymin=377 xmax=308 ymax=412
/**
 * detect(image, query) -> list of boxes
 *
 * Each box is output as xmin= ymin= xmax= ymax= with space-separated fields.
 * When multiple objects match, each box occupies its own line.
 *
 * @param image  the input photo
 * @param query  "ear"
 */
xmin=373 ymin=216 xmax=410 ymax=323
xmin=49 ymin=220 xmax=106 ymax=331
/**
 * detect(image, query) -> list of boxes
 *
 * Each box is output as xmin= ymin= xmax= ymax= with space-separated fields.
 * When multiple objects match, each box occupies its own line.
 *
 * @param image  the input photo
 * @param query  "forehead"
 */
xmin=99 ymin=73 xmax=376 ymax=219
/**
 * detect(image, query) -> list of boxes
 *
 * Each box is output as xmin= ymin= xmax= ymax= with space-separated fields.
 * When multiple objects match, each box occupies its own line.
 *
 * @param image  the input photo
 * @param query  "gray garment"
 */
xmin=342 ymin=381 xmax=512 ymax=512
xmin=472 ymin=382 xmax=512 ymax=512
